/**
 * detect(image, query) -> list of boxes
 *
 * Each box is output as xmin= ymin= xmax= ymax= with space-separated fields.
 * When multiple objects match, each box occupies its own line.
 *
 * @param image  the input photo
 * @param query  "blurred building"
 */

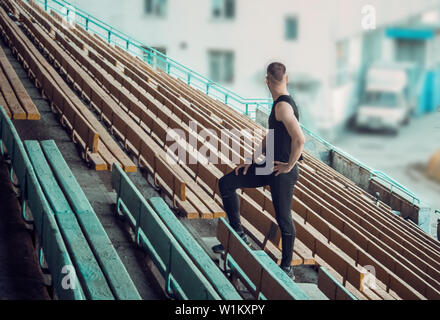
xmin=69 ymin=0 xmax=440 ymax=135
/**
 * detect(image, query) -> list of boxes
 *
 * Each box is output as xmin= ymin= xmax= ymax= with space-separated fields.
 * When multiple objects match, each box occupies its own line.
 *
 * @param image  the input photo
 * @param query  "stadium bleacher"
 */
xmin=0 ymin=0 xmax=439 ymax=300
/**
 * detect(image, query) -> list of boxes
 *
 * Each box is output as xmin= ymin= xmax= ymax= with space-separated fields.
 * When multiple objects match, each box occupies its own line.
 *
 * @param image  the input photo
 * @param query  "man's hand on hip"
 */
xmin=272 ymin=161 xmax=293 ymax=176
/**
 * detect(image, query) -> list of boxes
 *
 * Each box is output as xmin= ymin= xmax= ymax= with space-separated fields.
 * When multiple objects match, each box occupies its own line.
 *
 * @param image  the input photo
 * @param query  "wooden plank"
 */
xmin=128 ymin=191 xmax=220 ymax=299
xmin=147 ymin=196 xmax=241 ymax=299
xmin=218 ymin=218 xmax=263 ymax=294
xmin=51 ymin=89 xmax=100 ymax=154
xmin=155 ymin=155 xmax=186 ymax=201
xmin=41 ymin=141 xmax=141 ymax=300
xmin=49 ymin=18 xmax=227 ymax=219
xmin=0 ymin=46 xmax=40 ymax=119
xmin=139 ymin=156 xmax=198 ymax=218
xmin=318 ymin=266 xmax=357 ymax=300
xmin=196 ymin=161 xmax=219 ymax=196
xmin=24 ymin=140 xmax=114 ymax=299
xmin=218 ymin=218 xmax=309 ymax=300
xmin=304 ymin=158 xmax=440 ymax=259
xmin=294 ymin=239 xmax=316 ymax=266
xmin=0 ymin=65 xmax=26 ymax=119
xmin=298 ymin=168 xmax=440 ymax=287
xmin=256 ymin=251 xmax=310 ymax=300
xmin=88 ymin=151 xmax=107 ymax=171
xmin=14 ymin=10 xmax=135 ymax=172
xmin=25 ymin=166 xmax=86 ymax=299
xmin=96 ymin=140 xmax=120 ymax=171
xmin=239 ymin=192 xmax=282 ymax=246
xmin=185 ymin=187 xmax=212 ymax=219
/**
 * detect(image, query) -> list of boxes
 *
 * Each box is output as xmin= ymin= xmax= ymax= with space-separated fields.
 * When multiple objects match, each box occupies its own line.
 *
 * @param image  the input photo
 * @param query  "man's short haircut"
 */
xmin=267 ymin=62 xmax=286 ymax=82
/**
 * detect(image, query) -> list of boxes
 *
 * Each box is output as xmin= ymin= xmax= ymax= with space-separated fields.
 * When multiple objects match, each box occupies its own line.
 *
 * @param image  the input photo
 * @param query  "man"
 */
xmin=212 ymin=62 xmax=305 ymax=278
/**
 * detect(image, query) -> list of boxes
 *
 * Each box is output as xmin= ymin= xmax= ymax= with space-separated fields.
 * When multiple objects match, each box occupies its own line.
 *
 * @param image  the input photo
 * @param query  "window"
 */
xmin=212 ymin=0 xmax=235 ymax=19
xmin=208 ymin=50 xmax=234 ymax=83
xmin=144 ymin=0 xmax=167 ymax=17
xmin=285 ymin=17 xmax=298 ymax=40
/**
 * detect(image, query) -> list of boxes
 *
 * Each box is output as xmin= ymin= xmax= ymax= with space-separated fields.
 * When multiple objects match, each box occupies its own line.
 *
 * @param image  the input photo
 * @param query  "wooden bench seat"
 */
xmin=0 ymin=58 xmax=26 ymax=119
xmin=25 ymin=139 xmax=114 ymax=299
xmin=0 ymin=45 xmax=40 ymax=119
xmin=40 ymin=140 xmax=141 ymax=300
xmin=111 ymin=164 xmax=222 ymax=300
xmin=0 ymin=8 xmax=110 ymax=170
xmin=0 ymin=106 xmax=84 ymax=299
xmin=318 ymin=266 xmax=358 ymax=300
xmin=301 ymin=158 xmax=440 ymax=264
xmin=112 ymin=163 xmax=241 ymax=299
xmin=297 ymin=168 xmax=440 ymax=287
xmin=9 ymin=6 xmax=136 ymax=172
xmin=217 ymin=217 xmax=309 ymax=300
xmin=19 ymin=6 xmax=221 ymax=218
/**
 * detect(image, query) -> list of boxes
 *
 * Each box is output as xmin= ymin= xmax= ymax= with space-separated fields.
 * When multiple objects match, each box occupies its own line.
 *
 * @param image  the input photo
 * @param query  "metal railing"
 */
xmin=31 ymin=0 xmax=421 ymax=206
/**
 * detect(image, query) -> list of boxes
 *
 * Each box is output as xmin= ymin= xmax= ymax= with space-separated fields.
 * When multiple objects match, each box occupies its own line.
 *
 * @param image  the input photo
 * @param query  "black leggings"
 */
xmin=218 ymin=162 xmax=299 ymax=268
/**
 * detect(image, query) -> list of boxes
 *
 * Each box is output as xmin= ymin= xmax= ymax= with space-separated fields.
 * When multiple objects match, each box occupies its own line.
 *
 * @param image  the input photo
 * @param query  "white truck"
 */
xmin=355 ymin=63 xmax=415 ymax=134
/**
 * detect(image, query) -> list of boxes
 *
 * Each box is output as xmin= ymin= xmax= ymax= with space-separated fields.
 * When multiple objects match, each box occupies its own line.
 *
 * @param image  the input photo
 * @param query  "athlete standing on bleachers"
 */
xmin=213 ymin=62 xmax=305 ymax=279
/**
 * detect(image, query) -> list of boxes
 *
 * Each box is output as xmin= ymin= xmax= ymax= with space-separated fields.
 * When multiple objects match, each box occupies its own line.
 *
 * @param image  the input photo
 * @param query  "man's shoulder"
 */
xmin=274 ymin=101 xmax=295 ymax=122
xmin=274 ymin=100 xmax=293 ymax=113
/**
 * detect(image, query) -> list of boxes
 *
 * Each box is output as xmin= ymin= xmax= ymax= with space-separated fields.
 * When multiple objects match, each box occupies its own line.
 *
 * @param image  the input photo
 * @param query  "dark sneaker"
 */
xmin=237 ymin=232 xmax=252 ymax=247
xmin=212 ymin=244 xmax=225 ymax=254
xmin=241 ymin=234 xmax=252 ymax=247
xmin=281 ymin=266 xmax=296 ymax=280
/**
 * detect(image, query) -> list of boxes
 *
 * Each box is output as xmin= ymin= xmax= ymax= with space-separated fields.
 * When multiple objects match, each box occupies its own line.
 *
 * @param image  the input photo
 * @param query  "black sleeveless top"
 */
xmin=268 ymin=95 xmax=304 ymax=163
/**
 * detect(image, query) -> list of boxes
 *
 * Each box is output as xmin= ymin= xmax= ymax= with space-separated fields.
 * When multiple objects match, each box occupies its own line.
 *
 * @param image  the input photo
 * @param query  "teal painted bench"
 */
xmin=217 ymin=217 xmax=310 ymax=300
xmin=0 ymin=106 xmax=140 ymax=299
xmin=0 ymin=105 xmax=84 ymax=299
xmin=148 ymin=197 xmax=241 ymax=300
xmin=25 ymin=139 xmax=113 ymax=300
xmin=36 ymin=140 xmax=141 ymax=300
xmin=111 ymin=163 xmax=241 ymax=300
xmin=317 ymin=266 xmax=358 ymax=300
